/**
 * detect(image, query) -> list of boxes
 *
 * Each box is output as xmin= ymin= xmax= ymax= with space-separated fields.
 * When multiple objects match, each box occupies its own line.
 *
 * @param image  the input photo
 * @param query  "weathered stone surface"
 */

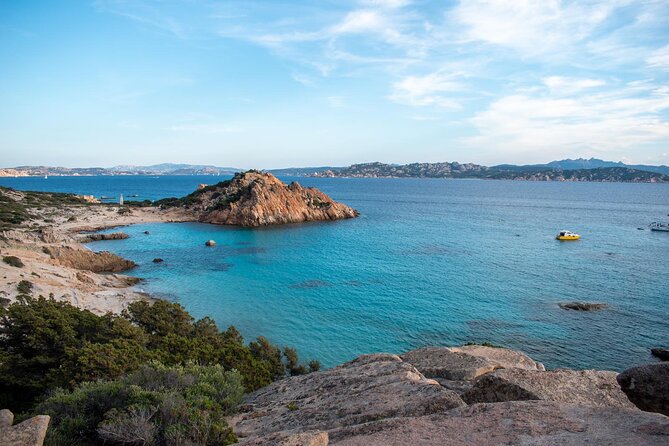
xmin=230 ymin=354 xmax=464 ymax=442
xmin=0 ymin=409 xmax=13 ymax=428
xmin=238 ymin=430 xmax=329 ymax=446
xmin=401 ymin=347 xmax=497 ymax=381
xmin=186 ymin=171 xmax=358 ymax=227
xmin=78 ymin=232 xmax=129 ymax=243
xmin=328 ymin=401 xmax=669 ymax=446
xmin=617 ymin=362 xmax=669 ymax=416
xmin=45 ymin=246 xmax=136 ymax=273
xmin=652 ymin=348 xmax=669 ymax=361
xmin=449 ymin=344 xmax=545 ymax=371
xmin=558 ymin=301 xmax=607 ymax=311
xmin=0 ymin=410 xmax=50 ymax=446
xmin=463 ymin=368 xmax=636 ymax=409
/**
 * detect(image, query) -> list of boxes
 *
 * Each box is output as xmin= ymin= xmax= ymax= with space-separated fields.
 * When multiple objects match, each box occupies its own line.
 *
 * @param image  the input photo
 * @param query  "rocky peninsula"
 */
xmin=155 ymin=170 xmax=359 ymax=227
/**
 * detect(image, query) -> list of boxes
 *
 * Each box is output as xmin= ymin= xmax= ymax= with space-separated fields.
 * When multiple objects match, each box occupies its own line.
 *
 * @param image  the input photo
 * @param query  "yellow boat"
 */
xmin=556 ymin=230 xmax=580 ymax=241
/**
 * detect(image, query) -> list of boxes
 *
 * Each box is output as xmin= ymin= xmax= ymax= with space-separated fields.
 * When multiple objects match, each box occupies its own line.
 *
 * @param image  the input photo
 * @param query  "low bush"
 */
xmin=2 ymin=256 xmax=24 ymax=268
xmin=37 ymin=362 xmax=243 ymax=446
xmin=16 ymin=280 xmax=32 ymax=295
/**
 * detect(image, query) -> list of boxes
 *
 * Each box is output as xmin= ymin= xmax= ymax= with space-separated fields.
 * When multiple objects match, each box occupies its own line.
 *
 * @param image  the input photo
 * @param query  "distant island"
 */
xmin=1 ymin=158 xmax=668 ymax=183
xmin=309 ymin=162 xmax=669 ymax=183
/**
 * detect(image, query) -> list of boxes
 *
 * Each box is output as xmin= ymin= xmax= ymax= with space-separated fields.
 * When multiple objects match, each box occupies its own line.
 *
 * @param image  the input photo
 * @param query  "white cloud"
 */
xmin=452 ymin=0 xmax=621 ymax=57
xmin=463 ymin=82 xmax=669 ymax=161
xmin=646 ymin=44 xmax=669 ymax=71
xmin=389 ymin=72 xmax=463 ymax=108
xmin=543 ymin=76 xmax=606 ymax=92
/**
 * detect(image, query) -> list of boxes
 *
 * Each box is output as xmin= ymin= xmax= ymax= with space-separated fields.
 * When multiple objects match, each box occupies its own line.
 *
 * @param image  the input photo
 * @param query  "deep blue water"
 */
xmin=2 ymin=175 xmax=668 ymax=371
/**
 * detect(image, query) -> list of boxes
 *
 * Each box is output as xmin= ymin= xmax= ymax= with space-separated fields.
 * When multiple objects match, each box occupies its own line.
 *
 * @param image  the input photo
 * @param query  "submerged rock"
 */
xmin=175 ymin=171 xmax=359 ymax=227
xmin=651 ymin=348 xmax=669 ymax=361
xmin=462 ymin=368 xmax=636 ymax=409
xmin=230 ymin=353 xmax=464 ymax=443
xmin=152 ymin=258 xmax=164 ymax=263
xmin=617 ymin=363 xmax=669 ymax=416
xmin=558 ymin=302 xmax=608 ymax=311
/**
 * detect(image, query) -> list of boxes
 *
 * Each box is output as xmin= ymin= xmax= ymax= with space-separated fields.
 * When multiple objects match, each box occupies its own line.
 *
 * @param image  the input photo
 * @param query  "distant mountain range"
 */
xmin=0 ymin=163 xmax=239 ymax=177
xmin=1 ymin=158 xmax=668 ymax=183
xmin=494 ymin=158 xmax=669 ymax=176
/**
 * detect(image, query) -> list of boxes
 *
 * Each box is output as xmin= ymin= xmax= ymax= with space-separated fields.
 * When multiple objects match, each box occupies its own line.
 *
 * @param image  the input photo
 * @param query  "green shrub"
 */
xmin=17 ymin=280 xmax=33 ymax=295
xmin=3 ymin=256 xmax=24 ymax=268
xmin=37 ymin=362 xmax=243 ymax=446
xmin=0 ymin=297 xmax=317 ymax=413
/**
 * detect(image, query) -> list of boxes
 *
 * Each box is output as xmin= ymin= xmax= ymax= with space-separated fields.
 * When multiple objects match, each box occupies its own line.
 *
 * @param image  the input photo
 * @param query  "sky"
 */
xmin=1 ymin=0 xmax=668 ymax=169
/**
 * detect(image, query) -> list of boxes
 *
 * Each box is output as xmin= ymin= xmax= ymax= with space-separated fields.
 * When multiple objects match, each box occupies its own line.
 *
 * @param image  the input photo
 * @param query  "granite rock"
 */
xmin=230 ymin=353 xmax=464 ymax=442
xmin=617 ymin=362 xmax=669 ymax=416
xmin=463 ymin=368 xmax=636 ymax=409
xmin=328 ymin=401 xmax=669 ymax=446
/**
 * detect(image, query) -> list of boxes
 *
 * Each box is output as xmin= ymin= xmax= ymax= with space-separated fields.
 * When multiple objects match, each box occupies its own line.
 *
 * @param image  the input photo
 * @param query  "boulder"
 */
xmin=651 ymin=348 xmax=669 ymax=361
xmin=558 ymin=302 xmax=607 ymax=311
xmin=463 ymin=368 xmax=636 ymax=409
xmin=0 ymin=409 xmax=50 ymax=446
xmin=328 ymin=401 xmax=669 ymax=446
xmin=449 ymin=344 xmax=545 ymax=371
xmin=230 ymin=354 xmax=464 ymax=442
xmin=401 ymin=347 xmax=496 ymax=381
xmin=617 ymin=363 xmax=669 ymax=416
xmin=205 ymin=240 xmax=216 ymax=247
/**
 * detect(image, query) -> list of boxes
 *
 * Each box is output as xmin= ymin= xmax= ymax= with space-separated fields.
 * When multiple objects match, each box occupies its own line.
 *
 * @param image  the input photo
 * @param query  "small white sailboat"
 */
xmin=44 ymin=175 xmax=48 ymax=179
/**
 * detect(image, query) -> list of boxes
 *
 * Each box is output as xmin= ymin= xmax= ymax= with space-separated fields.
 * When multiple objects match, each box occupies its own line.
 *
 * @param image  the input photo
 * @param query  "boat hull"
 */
xmin=556 ymin=235 xmax=580 ymax=240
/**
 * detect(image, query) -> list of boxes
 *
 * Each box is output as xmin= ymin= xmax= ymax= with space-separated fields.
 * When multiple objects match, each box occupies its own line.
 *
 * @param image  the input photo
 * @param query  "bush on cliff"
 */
xmin=37 ymin=362 xmax=243 ymax=446
xmin=0 ymin=297 xmax=316 ymax=413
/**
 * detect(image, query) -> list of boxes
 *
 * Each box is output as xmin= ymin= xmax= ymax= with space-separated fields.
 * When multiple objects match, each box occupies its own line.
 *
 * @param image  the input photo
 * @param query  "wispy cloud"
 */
xmin=463 ymin=80 xmax=669 ymax=162
xmin=389 ymin=72 xmax=464 ymax=108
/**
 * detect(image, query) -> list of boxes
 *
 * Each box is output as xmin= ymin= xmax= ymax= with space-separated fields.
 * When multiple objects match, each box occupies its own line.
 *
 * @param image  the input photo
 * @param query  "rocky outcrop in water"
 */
xmin=45 ymin=246 xmax=136 ymax=273
xmin=652 ymin=348 xmax=669 ymax=361
xmin=160 ymin=171 xmax=358 ymax=227
xmin=230 ymin=345 xmax=669 ymax=445
xmin=617 ymin=363 xmax=669 ymax=416
xmin=77 ymin=232 xmax=129 ymax=243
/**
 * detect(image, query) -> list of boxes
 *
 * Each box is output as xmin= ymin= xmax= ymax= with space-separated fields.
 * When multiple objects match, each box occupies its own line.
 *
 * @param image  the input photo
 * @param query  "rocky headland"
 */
xmin=156 ymin=170 xmax=359 ymax=227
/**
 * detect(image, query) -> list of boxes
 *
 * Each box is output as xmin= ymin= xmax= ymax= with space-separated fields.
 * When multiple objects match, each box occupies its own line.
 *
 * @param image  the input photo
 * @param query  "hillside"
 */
xmin=310 ymin=162 xmax=669 ymax=183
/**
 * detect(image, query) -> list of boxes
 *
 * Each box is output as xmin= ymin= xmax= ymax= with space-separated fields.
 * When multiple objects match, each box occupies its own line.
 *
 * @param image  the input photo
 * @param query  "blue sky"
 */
xmin=1 ymin=0 xmax=668 ymax=168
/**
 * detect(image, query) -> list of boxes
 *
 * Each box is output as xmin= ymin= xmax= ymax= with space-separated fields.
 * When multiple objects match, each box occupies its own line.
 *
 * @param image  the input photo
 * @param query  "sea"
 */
xmin=2 ymin=174 xmax=668 ymax=371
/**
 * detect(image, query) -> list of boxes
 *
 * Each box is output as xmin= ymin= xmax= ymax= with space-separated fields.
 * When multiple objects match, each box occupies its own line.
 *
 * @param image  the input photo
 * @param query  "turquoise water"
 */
xmin=2 ymin=176 xmax=668 ymax=370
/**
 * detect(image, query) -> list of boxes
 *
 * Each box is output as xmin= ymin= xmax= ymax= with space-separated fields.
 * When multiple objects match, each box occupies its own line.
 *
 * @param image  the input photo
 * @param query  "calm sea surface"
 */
xmin=2 ymin=175 xmax=668 ymax=370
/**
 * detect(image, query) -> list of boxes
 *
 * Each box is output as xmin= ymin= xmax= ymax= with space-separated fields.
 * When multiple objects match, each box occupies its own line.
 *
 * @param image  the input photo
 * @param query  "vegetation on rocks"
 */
xmin=0 ymin=297 xmax=317 ymax=424
xmin=2 ymin=256 xmax=24 ymax=268
xmin=36 ymin=362 xmax=243 ymax=446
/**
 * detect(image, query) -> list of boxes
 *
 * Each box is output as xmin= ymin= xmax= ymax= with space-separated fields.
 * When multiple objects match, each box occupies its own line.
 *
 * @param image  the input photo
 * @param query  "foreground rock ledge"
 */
xmin=231 ymin=346 xmax=669 ymax=445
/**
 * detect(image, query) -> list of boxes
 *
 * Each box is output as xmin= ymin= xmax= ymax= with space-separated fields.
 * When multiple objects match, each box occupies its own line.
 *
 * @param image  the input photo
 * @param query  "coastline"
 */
xmin=0 ymin=203 xmax=194 ymax=315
